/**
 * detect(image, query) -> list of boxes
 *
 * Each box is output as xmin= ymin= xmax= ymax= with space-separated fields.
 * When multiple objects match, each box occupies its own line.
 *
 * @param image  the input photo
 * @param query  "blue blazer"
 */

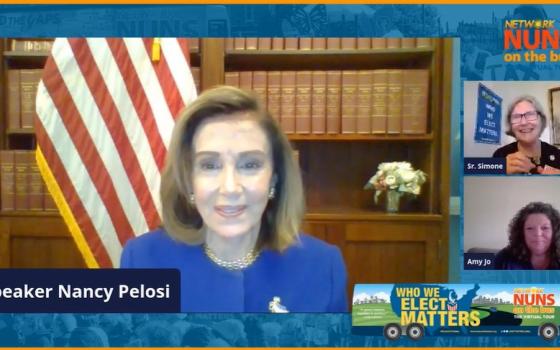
xmin=120 ymin=229 xmax=348 ymax=312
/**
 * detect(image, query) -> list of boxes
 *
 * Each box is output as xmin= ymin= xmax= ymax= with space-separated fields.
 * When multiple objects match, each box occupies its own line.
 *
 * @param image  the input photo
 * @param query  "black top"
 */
xmin=494 ymin=248 xmax=559 ymax=270
xmin=492 ymin=141 xmax=560 ymax=174
xmin=493 ymin=248 xmax=532 ymax=270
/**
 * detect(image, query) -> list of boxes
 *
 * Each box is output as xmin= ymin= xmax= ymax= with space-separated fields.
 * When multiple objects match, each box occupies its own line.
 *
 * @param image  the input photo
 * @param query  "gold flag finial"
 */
xmin=151 ymin=38 xmax=161 ymax=62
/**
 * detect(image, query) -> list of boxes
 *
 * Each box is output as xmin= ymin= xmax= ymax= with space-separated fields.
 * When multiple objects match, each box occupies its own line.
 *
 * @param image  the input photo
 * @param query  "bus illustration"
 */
xmin=352 ymin=283 xmax=560 ymax=341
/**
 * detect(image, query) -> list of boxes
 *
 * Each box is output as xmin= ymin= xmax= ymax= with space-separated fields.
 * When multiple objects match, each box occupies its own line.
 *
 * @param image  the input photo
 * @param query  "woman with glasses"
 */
xmin=493 ymin=95 xmax=560 ymax=174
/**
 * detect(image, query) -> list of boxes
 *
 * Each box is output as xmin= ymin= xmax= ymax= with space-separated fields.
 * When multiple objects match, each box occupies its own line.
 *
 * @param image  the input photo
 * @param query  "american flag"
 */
xmin=35 ymin=38 xmax=197 ymax=267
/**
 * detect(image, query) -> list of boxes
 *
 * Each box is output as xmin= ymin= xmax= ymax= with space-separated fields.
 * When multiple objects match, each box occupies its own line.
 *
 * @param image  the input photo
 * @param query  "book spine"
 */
xmin=20 ymin=69 xmax=42 ymax=129
xmin=285 ymin=38 xmax=298 ymax=50
xmin=326 ymin=70 xmax=341 ymax=134
xmin=311 ymin=71 xmax=327 ymax=134
xmin=371 ymin=70 xmax=388 ymax=134
xmin=33 ymin=69 xmax=42 ymax=114
xmin=43 ymin=177 xmax=57 ymax=211
xmin=267 ymin=71 xmax=282 ymax=123
xmin=225 ymin=38 xmax=234 ymax=51
xmin=10 ymin=40 xmax=24 ymax=51
xmin=234 ymin=38 xmax=245 ymax=50
xmin=371 ymin=38 xmax=387 ymax=49
xmin=341 ymin=38 xmax=357 ymax=49
xmin=224 ymin=71 xmax=240 ymax=87
xmin=272 ymin=38 xmax=284 ymax=50
xmin=258 ymin=38 xmax=272 ymax=50
xmin=280 ymin=71 xmax=296 ymax=134
xmin=312 ymin=38 xmax=326 ymax=50
xmin=357 ymin=38 xmax=371 ymax=50
xmin=14 ymin=151 xmax=29 ymax=210
xmin=386 ymin=38 xmax=401 ymax=49
xmin=1 ymin=151 xmax=15 ymax=211
xmin=42 ymin=41 xmax=54 ymax=52
xmin=416 ymin=38 xmax=432 ymax=48
xmin=28 ymin=151 xmax=43 ymax=211
xmin=401 ymin=38 xmax=416 ymax=48
xmin=341 ymin=71 xmax=357 ymax=134
xmin=245 ymin=38 xmax=258 ymax=50
xmin=299 ymin=38 xmax=312 ymax=50
xmin=252 ymin=71 xmax=268 ymax=109
xmin=357 ymin=70 xmax=372 ymax=134
xmin=7 ymin=69 xmax=21 ymax=130
xmin=327 ymin=38 xmax=341 ymax=50
xmin=19 ymin=69 xmax=35 ymax=128
xmin=239 ymin=71 xmax=253 ymax=91
xmin=387 ymin=69 xmax=403 ymax=134
xmin=402 ymin=69 xmax=429 ymax=134
xmin=295 ymin=71 xmax=312 ymax=134
xmin=11 ymin=39 xmax=53 ymax=52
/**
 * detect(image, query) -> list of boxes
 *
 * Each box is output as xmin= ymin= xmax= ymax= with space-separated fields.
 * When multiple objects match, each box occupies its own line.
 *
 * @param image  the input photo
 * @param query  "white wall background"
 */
xmin=464 ymin=177 xmax=560 ymax=251
xmin=464 ymin=81 xmax=558 ymax=157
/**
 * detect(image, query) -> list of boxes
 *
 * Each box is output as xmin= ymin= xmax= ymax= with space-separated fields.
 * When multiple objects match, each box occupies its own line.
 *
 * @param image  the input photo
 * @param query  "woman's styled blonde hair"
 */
xmin=160 ymin=86 xmax=304 ymax=251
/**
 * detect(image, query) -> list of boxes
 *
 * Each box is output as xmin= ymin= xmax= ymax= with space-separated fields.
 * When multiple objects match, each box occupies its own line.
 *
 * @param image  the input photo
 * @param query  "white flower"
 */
xmin=397 ymin=162 xmax=412 ymax=171
xmin=384 ymin=175 xmax=397 ymax=186
xmin=378 ymin=163 xmax=391 ymax=172
xmin=364 ymin=161 xmax=427 ymax=201
xmin=400 ymin=170 xmax=416 ymax=182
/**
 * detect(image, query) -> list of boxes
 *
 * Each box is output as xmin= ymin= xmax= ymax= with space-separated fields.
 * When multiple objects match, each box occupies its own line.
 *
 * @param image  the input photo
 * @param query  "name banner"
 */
xmin=463 ymin=253 xmax=496 ymax=270
xmin=0 ymin=269 xmax=180 ymax=312
xmin=464 ymin=157 xmax=506 ymax=175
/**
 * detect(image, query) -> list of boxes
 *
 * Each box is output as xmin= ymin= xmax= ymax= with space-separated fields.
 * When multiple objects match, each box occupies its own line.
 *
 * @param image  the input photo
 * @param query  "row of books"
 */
xmin=6 ymin=69 xmax=42 ymax=130
xmin=225 ymin=38 xmax=432 ymax=51
xmin=225 ymin=69 xmax=429 ymax=135
xmin=10 ymin=39 xmax=54 ymax=52
xmin=7 ymin=37 xmax=431 ymax=54
xmin=1 ymin=150 xmax=57 ymax=212
xmin=8 ymin=38 xmax=201 ymax=53
xmin=5 ymin=67 xmax=201 ymax=131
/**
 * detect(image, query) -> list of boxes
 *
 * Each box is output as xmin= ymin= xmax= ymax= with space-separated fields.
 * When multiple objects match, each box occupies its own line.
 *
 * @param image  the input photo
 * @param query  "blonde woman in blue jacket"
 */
xmin=121 ymin=86 xmax=347 ymax=312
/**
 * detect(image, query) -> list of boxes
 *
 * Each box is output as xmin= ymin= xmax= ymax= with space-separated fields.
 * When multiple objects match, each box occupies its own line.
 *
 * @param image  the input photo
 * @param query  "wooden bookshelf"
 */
xmin=0 ymin=38 xmax=452 ymax=293
xmin=217 ymin=37 xmax=452 ymax=291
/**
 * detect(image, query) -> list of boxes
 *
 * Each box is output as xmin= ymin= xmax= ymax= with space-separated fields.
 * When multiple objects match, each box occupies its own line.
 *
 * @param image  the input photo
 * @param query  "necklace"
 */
xmin=519 ymin=142 xmax=541 ymax=166
xmin=530 ymin=155 xmax=541 ymax=166
xmin=203 ymin=244 xmax=260 ymax=270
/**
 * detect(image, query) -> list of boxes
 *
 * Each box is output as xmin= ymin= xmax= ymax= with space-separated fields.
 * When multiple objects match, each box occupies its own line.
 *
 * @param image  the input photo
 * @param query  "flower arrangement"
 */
xmin=364 ymin=162 xmax=427 ymax=204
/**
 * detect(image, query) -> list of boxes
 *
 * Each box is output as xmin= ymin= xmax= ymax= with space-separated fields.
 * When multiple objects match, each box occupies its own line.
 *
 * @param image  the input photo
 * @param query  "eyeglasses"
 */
xmin=511 ymin=110 xmax=539 ymax=124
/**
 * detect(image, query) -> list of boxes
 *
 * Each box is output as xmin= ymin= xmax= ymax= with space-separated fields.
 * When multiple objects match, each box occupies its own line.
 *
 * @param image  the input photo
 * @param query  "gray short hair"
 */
xmin=504 ymin=95 xmax=547 ymax=137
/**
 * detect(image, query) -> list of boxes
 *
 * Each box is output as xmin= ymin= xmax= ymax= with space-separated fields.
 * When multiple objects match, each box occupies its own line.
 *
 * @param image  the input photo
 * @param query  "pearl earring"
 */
xmin=189 ymin=193 xmax=195 ymax=204
xmin=268 ymin=187 xmax=275 ymax=199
